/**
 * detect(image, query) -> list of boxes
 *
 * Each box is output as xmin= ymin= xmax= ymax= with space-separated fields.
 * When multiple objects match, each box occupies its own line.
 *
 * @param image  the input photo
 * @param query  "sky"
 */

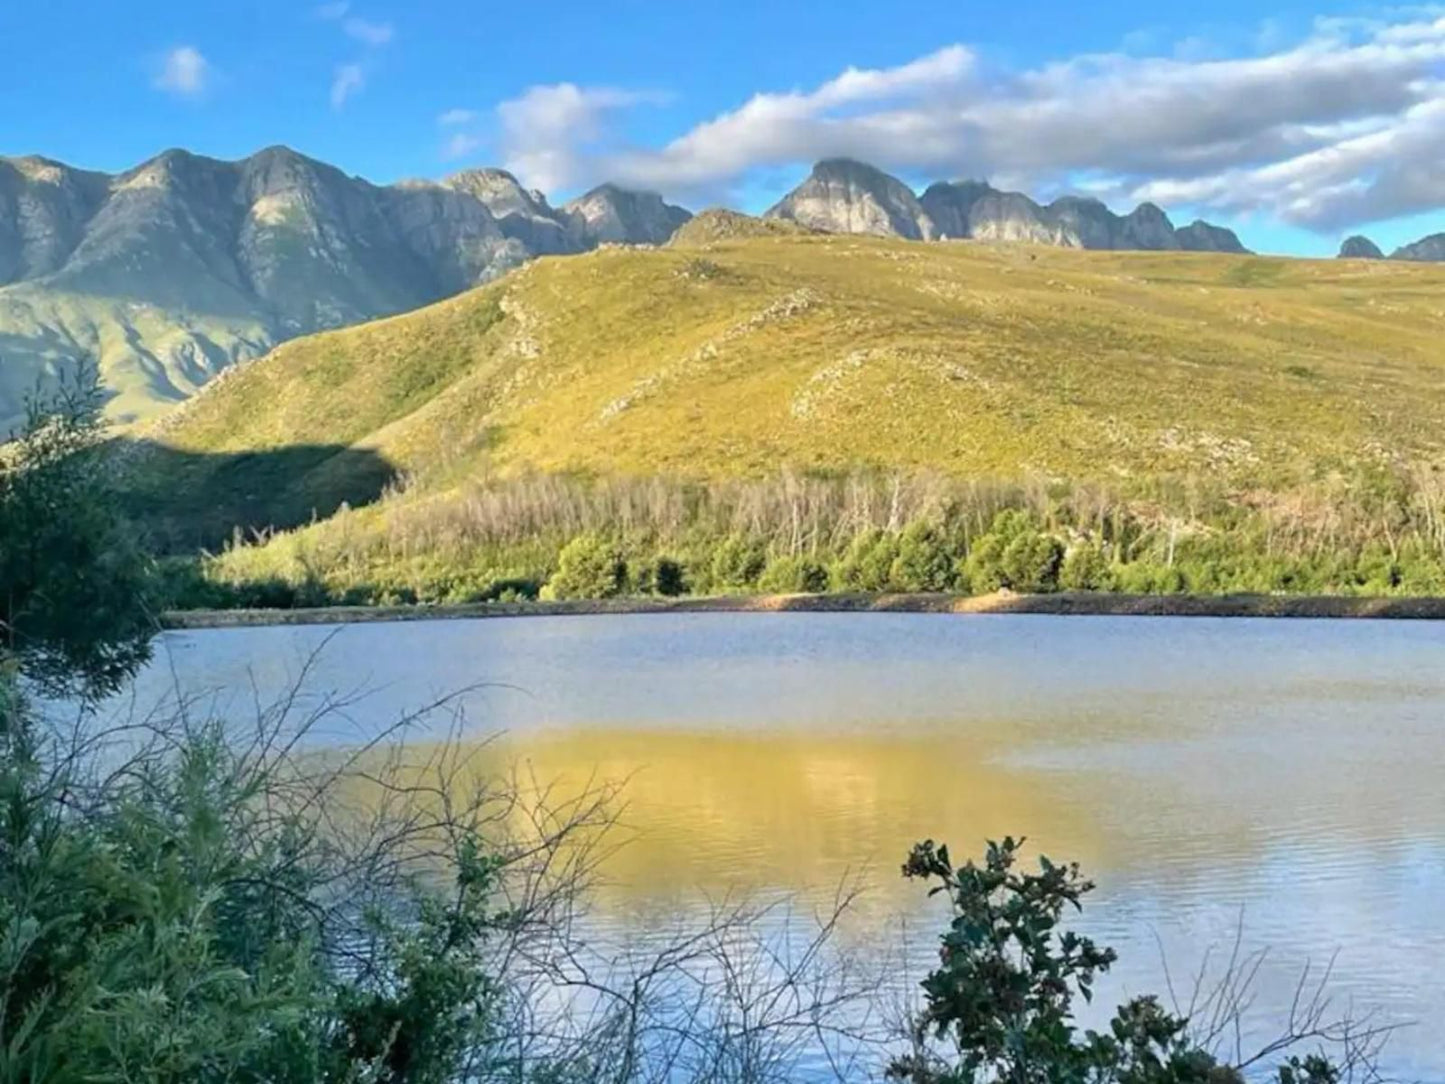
xmin=3 ymin=0 xmax=1445 ymax=256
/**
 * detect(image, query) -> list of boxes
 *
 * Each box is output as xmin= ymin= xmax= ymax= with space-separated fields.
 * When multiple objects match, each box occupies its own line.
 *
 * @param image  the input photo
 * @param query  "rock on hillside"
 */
xmin=563 ymin=184 xmax=693 ymax=245
xmin=1338 ymin=235 xmax=1385 ymax=259
xmin=0 ymin=146 xmax=690 ymax=430
xmin=765 ymin=159 xmax=936 ymax=240
xmin=669 ymin=208 xmax=816 ymax=247
xmin=770 ymin=164 xmax=1249 ymax=254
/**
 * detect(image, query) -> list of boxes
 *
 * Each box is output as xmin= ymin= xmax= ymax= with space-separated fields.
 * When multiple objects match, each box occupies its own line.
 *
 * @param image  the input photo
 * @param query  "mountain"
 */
xmin=765 ymin=160 xmax=1249 ymax=254
xmin=765 ymin=159 xmax=936 ymax=240
xmin=133 ymin=223 xmax=1445 ymax=550
xmin=1338 ymin=236 xmax=1385 ymax=259
xmin=1335 ymin=232 xmax=1445 ymax=261
xmin=0 ymin=146 xmax=690 ymax=431
xmin=1392 ymin=233 xmax=1445 ymax=262
xmin=564 ymin=184 xmax=693 ymax=245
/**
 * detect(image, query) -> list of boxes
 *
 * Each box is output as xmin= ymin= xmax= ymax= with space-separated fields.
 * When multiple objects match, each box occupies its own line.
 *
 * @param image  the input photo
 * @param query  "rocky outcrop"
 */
xmin=766 ymin=159 xmax=936 ymax=240
xmin=564 ymin=184 xmax=693 ymax=245
xmin=1391 ymin=233 xmax=1445 ymax=262
xmin=1338 ymin=235 xmax=1385 ymax=259
xmin=915 ymin=177 xmax=1246 ymax=253
xmin=1177 ymin=220 xmax=1250 ymax=254
xmin=0 ymin=146 xmax=691 ymax=429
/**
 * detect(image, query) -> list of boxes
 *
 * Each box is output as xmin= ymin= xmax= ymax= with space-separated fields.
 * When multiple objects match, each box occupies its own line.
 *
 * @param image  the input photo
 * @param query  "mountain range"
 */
xmin=5 ymin=145 xmax=1445 ymax=431
xmin=766 ymin=158 xmax=1252 ymax=253
xmin=1338 ymin=232 xmax=1445 ymax=262
xmin=0 ymin=146 xmax=690 ymax=430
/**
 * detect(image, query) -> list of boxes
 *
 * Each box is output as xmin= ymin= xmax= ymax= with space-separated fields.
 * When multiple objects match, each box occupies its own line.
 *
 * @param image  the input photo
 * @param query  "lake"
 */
xmin=120 ymin=613 xmax=1445 ymax=1079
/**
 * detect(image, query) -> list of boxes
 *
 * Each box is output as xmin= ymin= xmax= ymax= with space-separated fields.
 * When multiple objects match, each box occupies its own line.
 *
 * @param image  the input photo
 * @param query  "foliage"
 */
xmin=962 ymin=511 xmax=1064 ymax=594
xmin=1060 ymin=542 xmax=1112 ymax=592
xmin=890 ymin=838 xmax=1352 ymax=1084
xmin=709 ymin=534 xmax=767 ymax=592
xmin=891 ymin=522 xmax=957 ymax=592
xmin=545 ymin=534 xmax=628 ymax=600
xmin=758 ymin=554 xmax=830 ymax=594
xmin=0 ymin=366 xmax=155 ymax=696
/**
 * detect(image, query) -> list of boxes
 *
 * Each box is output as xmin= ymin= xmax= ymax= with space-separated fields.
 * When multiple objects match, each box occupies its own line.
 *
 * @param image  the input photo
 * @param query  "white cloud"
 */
xmin=315 ymin=1 xmax=350 ymax=19
xmin=496 ymin=83 xmax=668 ymax=192
xmin=437 ymin=108 xmax=477 ymax=126
xmin=344 ymin=17 xmax=393 ymax=46
xmin=441 ymin=132 xmax=483 ymax=161
xmin=493 ymin=13 xmax=1445 ymax=230
xmin=152 ymin=45 xmax=211 ymax=99
xmin=331 ymin=63 xmax=365 ymax=109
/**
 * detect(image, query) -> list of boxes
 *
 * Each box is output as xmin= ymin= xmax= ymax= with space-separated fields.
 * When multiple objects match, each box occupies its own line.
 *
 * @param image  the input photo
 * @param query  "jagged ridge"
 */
xmin=764 ymin=159 xmax=1251 ymax=254
xmin=0 ymin=146 xmax=691 ymax=429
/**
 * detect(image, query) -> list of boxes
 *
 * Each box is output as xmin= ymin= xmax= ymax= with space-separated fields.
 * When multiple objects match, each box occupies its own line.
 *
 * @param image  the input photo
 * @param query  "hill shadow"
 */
xmin=115 ymin=438 xmax=398 ymax=554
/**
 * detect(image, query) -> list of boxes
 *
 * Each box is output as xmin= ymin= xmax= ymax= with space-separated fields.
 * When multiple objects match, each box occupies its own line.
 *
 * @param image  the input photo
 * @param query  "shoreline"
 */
xmin=159 ymin=590 xmax=1445 ymax=629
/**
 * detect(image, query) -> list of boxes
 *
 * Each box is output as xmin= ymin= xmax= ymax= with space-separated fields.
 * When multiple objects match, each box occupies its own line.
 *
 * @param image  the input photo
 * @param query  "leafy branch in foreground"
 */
xmin=889 ymin=837 xmax=1389 ymax=1084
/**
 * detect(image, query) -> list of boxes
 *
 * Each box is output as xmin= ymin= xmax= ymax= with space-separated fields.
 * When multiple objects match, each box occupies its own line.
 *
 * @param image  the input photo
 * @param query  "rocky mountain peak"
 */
xmin=1338 ymin=235 xmax=1384 ymax=259
xmin=563 ymin=184 xmax=692 ymax=245
xmin=766 ymin=158 xmax=935 ymax=240
xmin=1390 ymin=234 xmax=1445 ymax=262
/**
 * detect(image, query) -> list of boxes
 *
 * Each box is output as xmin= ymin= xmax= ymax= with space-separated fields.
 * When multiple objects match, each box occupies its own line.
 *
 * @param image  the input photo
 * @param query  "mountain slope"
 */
xmin=766 ymin=160 xmax=1249 ymax=253
xmin=0 ymin=146 xmax=690 ymax=431
xmin=134 ymin=225 xmax=1445 ymax=547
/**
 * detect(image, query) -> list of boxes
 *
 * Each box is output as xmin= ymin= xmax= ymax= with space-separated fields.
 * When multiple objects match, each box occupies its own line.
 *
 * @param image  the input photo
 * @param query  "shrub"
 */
xmin=963 ymin=511 xmax=1062 ymax=593
xmin=1113 ymin=561 xmax=1186 ymax=595
xmin=709 ymin=534 xmax=767 ymax=592
xmin=630 ymin=554 xmax=687 ymax=596
xmin=890 ymin=522 xmax=957 ymax=592
xmin=759 ymin=554 xmax=830 ymax=594
xmin=1000 ymin=532 xmax=1064 ymax=593
xmin=1059 ymin=541 xmax=1111 ymax=591
xmin=547 ymin=534 xmax=628 ymax=599
xmin=890 ymin=838 xmax=1349 ymax=1084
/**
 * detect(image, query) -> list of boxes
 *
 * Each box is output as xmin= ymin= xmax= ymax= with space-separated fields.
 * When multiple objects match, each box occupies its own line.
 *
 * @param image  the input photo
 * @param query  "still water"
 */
xmin=125 ymin=613 xmax=1445 ymax=1078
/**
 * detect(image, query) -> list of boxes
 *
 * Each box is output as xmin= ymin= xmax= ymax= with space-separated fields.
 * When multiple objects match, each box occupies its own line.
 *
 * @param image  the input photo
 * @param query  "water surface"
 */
xmin=126 ymin=614 xmax=1445 ymax=1078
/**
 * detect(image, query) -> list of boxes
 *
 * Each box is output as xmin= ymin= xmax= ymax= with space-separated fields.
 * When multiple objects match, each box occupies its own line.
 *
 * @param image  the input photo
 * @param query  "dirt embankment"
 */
xmin=160 ymin=591 xmax=1445 ymax=629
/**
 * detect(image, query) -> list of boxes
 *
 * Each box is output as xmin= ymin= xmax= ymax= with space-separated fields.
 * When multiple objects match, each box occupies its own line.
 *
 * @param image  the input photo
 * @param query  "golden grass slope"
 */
xmin=148 ymin=230 xmax=1445 ymax=494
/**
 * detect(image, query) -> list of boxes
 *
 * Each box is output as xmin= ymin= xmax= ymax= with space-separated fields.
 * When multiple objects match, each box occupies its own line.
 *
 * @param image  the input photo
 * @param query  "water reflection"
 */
xmin=125 ymin=613 xmax=1445 ymax=1078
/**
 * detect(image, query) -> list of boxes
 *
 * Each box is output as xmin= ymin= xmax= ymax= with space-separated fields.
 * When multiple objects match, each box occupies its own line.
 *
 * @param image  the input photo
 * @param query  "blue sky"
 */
xmin=3 ymin=0 xmax=1444 ymax=256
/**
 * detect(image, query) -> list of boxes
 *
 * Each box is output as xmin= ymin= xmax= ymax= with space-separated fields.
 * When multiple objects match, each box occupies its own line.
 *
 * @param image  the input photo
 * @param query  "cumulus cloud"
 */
xmin=496 ymin=84 xmax=670 ymax=192
xmin=494 ymin=13 xmax=1445 ymax=230
xmin=331 ymin=63 xmax=365 ymax=109
xmin=152 ymin=45 xmax=211 ymax=99
xmin=437 ymin=108 xmax=477 ymax=126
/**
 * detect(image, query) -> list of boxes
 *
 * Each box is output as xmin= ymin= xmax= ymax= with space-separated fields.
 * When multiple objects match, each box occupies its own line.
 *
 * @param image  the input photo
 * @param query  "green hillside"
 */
xmin=125 ymin=223 xmax=1445 ymax=607
xmin=146 ymin=226 xmax=1445 ymax=495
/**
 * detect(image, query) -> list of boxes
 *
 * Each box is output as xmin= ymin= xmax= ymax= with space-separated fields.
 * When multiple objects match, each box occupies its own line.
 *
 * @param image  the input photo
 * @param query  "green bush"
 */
xmin=709 ymin=534 xmax=767 ymax=592
xmin=831 ymin=530 xmax=903 ymax=592
xmin=891 ymin=838 xmax=1347 ymax=1084
xmin=547 ymin=534 xmax=628 ymax=599
xmin=890 ymin=522 xmax=956 ymax=592
xmin=630 ymin=554 xmax=687 ymax=596
xmin=1059 ymin=541 xmax=1112 ymax=591
xmin=963 ymin=511 xmax=1063 ymax=593
xmin=759 ymin=554 xmax=830 ymax=594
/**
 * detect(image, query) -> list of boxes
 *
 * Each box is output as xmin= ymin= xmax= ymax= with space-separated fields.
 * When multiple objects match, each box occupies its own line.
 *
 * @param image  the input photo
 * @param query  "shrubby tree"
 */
xmin=759 ymin=553 xmax=829 ymax=594
xmin=546 ymin=533 xmax=628 ymax=599
xmin=0 ymin=367 xmax=155 ymax=696
xmin=891 ymin=838 xmax=1358 ymax=1084
xmin=890 ymin=522 xmax=956 ymax=592
xmin=962 ymin=511 xmax=1064 ymax=594
xmin=1060 ymin=540 xmax=1112 ymax=592
xmin=709 ymin=533 xmax=767 ymax=592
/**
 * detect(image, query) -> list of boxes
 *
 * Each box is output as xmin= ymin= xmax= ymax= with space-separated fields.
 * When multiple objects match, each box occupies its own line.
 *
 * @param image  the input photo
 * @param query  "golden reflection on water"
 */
xmin=355 ymin=722 xmax=1113 ymax=914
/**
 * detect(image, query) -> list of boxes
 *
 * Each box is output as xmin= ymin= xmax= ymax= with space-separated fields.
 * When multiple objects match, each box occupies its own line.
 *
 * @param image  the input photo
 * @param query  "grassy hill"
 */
xmin=125 ymin=223 xmax=1445 ymax=606
xmin=145 ymin=225 xmax=1445 ymax=496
